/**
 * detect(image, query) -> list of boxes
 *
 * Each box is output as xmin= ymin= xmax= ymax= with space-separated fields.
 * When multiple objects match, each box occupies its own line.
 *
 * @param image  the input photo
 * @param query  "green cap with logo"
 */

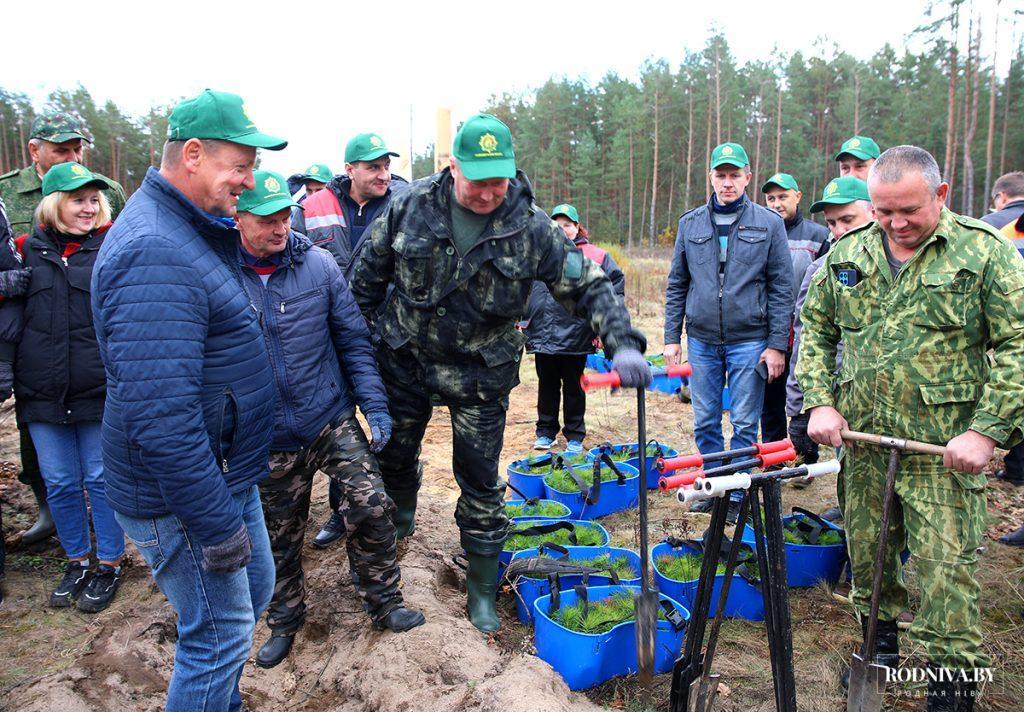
xmin=41 ymin=162 xmax=108 ymax=196
xmin=167 ymin=89 xmax=287 ymax=150
xmin=300 ymin=163 xmax=332 ymax=183
xmin=810 ymin=176 xmax=870 ymax=213
xmin=834 ymin=135 xmax=880 ymax=162
xmin=345 ymin=133 xmax=399 ymax=163
xmin=550 ymin=203 xmax=580 ymax=223
xmin=452 ymin=113 xmax=516 ymax=181
xmin=761 ymin=172 xmax=800 ymax=193
xmin=31 ymin=112 xmax=91 ymax=144
xmin=237 ymin=170 xmax=302 ymax=216
xmin=710 ymin=142 xmax=750 ymax=170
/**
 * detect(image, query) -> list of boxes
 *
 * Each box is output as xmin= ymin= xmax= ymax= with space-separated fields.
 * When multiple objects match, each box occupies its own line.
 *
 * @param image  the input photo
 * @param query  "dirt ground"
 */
xmin=1 ymin=254 xmax=1023 ymax=711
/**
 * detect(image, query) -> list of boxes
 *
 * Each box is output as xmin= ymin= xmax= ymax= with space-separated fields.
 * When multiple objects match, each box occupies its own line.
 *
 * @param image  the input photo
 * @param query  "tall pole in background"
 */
xmin=435 ymin=108 xmax=452 ymax=173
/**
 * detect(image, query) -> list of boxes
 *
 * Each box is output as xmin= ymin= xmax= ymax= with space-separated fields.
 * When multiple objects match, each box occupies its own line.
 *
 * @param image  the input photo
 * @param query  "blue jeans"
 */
xmin=116 ymin=484 xmax=274 ymax=712
xmin=28 ymin=421 xmax=125 ymax=562
xmin=687 ymin=337 xmax=767 ymax=455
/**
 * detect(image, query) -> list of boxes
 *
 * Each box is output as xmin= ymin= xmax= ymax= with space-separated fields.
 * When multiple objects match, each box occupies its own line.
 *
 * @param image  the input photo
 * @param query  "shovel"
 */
xmin=842 ymin=430 xmax=945 ymax=712
xmin=634 ymin=383 xmax=659 ymax=684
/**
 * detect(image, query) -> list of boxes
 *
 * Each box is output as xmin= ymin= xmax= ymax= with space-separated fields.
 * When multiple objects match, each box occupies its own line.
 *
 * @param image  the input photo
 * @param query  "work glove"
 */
xmin=611 ymin=347 xmax=652 ymax=389
xmin=202 ymin=524 xmax=252 ymax=574
xmin=367 ymin=411 xmax=392 ymax=454
xmin=788 ymin=412 xmax=817 ymax=459
xmin=0 ymin=268 xmax=32 ymax=298
xmin=0 ymin=360 xmax=13 ymax=402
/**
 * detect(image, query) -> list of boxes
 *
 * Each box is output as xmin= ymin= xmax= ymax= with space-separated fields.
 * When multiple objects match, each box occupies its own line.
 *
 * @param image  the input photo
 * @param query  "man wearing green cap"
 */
xmin=92 ymin=89 xmax=287 ymax=711
xmin=835 ymin=135 xmax=881 ymax=182
xmin=760 ymin=172 xmax=830 ymax=445
xmin=350 ymin=112 xmax=648 ymax=633
xmin=297 ymin=162 xmax=332 ymax=198
xmin=232 ymin=170 xmax=423 ymax=667
xmin=799 ymin=146 xmax=1024 ymax=708
xmin=0 ymin=110 xmax=128 ymax=547
xmin=663 ymin=142 xmax=794 ymax=519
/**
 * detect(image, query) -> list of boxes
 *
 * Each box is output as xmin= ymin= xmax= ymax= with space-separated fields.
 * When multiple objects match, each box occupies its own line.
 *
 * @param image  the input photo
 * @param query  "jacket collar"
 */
xmin=422 ymin=167 xmax=537 ymax=241
xmin=13 ymin=165 xmax=42 ymax=194
xmin=141 ymin=167 xmax=240 ymax=242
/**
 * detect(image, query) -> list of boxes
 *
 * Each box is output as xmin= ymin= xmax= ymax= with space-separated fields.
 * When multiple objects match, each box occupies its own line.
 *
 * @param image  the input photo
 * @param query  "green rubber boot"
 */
xmin=465 ymin=554 xmax=501 ymax=633
xmin=389 ymin=490 xmax=418 ymax=539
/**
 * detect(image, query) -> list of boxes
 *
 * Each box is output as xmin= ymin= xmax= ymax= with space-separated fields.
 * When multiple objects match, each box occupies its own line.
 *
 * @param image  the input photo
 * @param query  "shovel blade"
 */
xmin=692 ymin=673 xmax=720 ymax=712
xmin=635 ymin=591 xmax=659 ymax=683
xmin=846 ymin=654 xmax=887 ymax=712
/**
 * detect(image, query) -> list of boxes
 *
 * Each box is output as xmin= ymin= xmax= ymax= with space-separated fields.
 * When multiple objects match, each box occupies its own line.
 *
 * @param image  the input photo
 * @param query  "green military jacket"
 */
xmin=350 ymin=168 xmax=644 ymax=402
xmin=0 ymin=164 xmax=127 ymax=235
xmin=797 ymin=208 xmax=1024 ymax=465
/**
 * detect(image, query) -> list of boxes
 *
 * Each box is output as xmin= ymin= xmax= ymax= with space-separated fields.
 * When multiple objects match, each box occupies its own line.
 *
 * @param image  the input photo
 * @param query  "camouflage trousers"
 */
xmin=259 ymin=417 xmax=402 ymax=634
xmin=375 ymin=346 xmax=509 ymax=557
xmin=839 ymin=444 xmax=989 ymax=668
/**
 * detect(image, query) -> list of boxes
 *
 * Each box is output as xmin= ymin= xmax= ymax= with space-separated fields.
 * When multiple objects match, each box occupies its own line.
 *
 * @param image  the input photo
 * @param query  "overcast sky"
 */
xmin=3 ymin=0 xmax=1012 ymax=177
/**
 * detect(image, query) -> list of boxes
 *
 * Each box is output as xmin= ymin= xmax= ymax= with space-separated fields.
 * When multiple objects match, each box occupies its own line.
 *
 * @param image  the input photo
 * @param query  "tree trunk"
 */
xmin=685 ymin=87 xmax=694 ymax=208
xmin=627 ymin=130 xmax=634 ymax=249
xmin=774 ymin=83 xmax=783 ymax=174
xmin=999 ymin=53 xmax=1011 ymax=175
xmin=666 ymin=161 xmax=676 ymax=233
xmin=853 ymin=74 xmax=861 ymax=133
xmin=704 ymin=92 xmax=713 ymax=198
xmin=943 ymin=4 xmax=961 ymax=203
xmin=639 ymin=173 xmax=649 ymax=243
xmin=648 ymin=88 xmax=660 ymax=247
xmin=18 ymin=121 xmax=27 ymax=166
xmin=961 ymin=16 xmax=980 ymax=215
xmin=983 ymin=0 xmax=1000 ymax=204
xmin=714 ymin=46 xmax=722 ymax=145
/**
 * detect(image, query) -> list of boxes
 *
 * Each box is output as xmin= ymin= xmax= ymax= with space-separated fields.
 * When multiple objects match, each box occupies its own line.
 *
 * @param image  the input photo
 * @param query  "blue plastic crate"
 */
xmin=504 ymin=498 xmax=572 ymax=522
xmin=589 ymin=442 xmax=679 ymax=489
xmin=501 ymin=519 xmax=610 ymax=571
xmin=542 ymin=462 xmax=640 ymax=519
xmin=652 ymin=540 xmax=764 ymax=621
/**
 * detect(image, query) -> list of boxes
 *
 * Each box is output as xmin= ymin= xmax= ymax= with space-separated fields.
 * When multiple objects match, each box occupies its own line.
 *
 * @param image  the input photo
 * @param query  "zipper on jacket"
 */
xmin=217 ymin=386 xmax=234 ymax=473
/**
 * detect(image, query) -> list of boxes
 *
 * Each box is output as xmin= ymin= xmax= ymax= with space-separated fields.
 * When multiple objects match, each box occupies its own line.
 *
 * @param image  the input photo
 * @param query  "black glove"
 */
xmin=788 ymin=412 xmax=818 ymax=461
xmin=0 ymin=268 xmax=32 ymax=298
xmin=611 ymin=347 xmax=652 ymax=388
xmin=202 ymin=524 xmax=252 ymax=574
xmin=0 ymin=360 xmax=12 ymax=402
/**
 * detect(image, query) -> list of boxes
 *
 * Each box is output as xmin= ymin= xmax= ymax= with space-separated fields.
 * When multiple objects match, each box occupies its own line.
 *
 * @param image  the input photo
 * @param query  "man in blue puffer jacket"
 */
xmin=91 ymin=90 xmax=287 ymax=712
xmin=234 ymin=171 xmax=424 ymax=669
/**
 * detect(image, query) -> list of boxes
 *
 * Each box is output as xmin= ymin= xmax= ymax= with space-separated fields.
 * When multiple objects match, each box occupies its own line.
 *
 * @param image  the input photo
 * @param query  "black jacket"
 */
xmin=7 ymin=225 xmax=108 ymax=424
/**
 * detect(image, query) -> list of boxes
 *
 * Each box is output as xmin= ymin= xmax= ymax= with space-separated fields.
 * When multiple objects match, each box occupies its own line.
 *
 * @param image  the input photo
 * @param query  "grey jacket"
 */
xmin=783 ymin=213 xmax=830 ymax=302
xmin=664 ymin=196 xmax=794 ymax=350
xmin=980 ymin=199 xmax=1024 ymax=229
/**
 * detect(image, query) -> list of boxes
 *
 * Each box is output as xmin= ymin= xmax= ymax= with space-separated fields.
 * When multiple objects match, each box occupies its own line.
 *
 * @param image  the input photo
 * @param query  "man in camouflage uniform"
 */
xmin=0 ymin=111 xmax=127 ymax=546
xmin=233 ymin=172 xmax=423 ymax=669
xmin=350 ymin=113 xmax=649 ymax=632
xmin=798 ymin=146 xmax=1024 ymax=710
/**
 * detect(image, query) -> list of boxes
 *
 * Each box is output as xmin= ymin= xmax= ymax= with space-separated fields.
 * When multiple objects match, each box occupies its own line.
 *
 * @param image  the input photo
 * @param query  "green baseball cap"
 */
xmin=31 ymin=112 xmax=90 ymax=144
xmin=810 ymin=177 xmax=871 ymax=213
xmin=167 ymin=89 xmax=287 ymax=150
xmin=300 ymin=163 xmax=332 ymax=183
xmin=237 ymin=170 xmax=301 ymax=216
xmin=834 ymin=135 xmax=880 ymax=162
xmin=550 ymin=203 xmax=580 ymax=223
xmin=344 ymin=133 xmax=398 ymax=163
xmin=761 ymin=172 xmax=800 ymax=193
xmin=41 ymin=162 xmax=109 ymax=196
xmin=452 ymin=113 xmax=516 ymax=181
xmin=710 ymin=142 xmax=750 ymax=170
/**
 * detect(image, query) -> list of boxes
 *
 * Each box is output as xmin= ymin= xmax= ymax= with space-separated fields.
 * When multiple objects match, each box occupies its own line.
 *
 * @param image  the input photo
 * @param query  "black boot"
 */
xmin=999 ymin=525 xmax=1024 ymax=547
xmin=255 ymin=632 xmax=295 ymax=668
xmin=21 ymin=479 xmax=56 ymax=545
xmin=312 ymin=511 xmax=345 ymax=549
xmin=926 ymin=665 xmax=978 ymax=711
xmin=389 ymin=490 xmax=418 ymax=540
xmin=373 ymin=605 xmax=426 ymax=632
xmin=465 ymin=554 xmax=500 ymax=632
xmin=688 ymin=498 xmax=713 ymax=514
xmin=841 ymin=618 xmax=899 ymax=690
xmin=820 ymin=506 xmax=844 ymax=523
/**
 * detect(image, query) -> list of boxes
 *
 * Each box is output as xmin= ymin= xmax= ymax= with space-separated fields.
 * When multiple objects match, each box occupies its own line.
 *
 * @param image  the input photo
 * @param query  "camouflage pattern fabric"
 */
xmin=260 ymin=418 xmax=402 ymax=634
xmin=797 ymin=207 xmax=1024 ymax=668
xmin=349 ymin=168 xmax=644 ymax=555
xmin=29 ymin=112 xmax=90 ymax=143
xmin=0 ymin=164 xmax=127 ymax=235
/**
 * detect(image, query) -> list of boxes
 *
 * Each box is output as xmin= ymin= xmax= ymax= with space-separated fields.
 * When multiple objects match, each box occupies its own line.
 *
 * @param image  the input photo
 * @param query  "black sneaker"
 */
xmin=51 ymin=560 xmax=92 ymax=608
xmin=76 ymin=564 xmax=122 ymax=613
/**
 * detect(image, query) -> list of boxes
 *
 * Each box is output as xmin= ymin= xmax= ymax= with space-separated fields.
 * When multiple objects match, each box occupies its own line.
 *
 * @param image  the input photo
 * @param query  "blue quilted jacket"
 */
xmin=91 ymin=168 xmax=275 ymax=547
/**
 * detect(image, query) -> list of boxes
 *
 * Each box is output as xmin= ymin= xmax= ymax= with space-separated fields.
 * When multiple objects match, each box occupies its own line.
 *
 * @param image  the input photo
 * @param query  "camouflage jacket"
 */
xmin=797 ymin=208 xmax=1024 ymax=458
xmin=350 ymin=168 xmax=644 ymax=402
xmin=0 ymin=164 xmax=127 ymax=235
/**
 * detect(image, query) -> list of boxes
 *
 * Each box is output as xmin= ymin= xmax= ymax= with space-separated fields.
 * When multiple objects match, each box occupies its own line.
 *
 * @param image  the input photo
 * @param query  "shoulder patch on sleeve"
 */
xmin=564 ymin=249 xmax=584 ymax=281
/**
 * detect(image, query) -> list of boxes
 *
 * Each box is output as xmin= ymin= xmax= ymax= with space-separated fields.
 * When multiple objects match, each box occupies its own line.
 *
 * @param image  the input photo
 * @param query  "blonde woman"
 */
xmin=9 ymin=162 xmax=124 ymax=612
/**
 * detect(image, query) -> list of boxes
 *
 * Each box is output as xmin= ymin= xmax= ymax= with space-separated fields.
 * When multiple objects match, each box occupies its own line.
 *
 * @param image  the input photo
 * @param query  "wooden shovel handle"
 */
xmin=840 ymin=429 xmax=946 ymax=456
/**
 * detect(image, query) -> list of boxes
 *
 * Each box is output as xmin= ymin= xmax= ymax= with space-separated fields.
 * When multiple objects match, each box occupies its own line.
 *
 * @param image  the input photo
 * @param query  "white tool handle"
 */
xmin=804 ymin=460 xmax=841 ymax=478
xmin=701 ymin=473 xmax=752 ymax=497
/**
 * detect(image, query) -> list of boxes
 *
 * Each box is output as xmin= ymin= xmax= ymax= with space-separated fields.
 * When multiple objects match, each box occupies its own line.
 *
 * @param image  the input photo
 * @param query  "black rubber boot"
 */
xmin=999 ymin=525 xmax=1024 ymax=546
xmin=312 ymin=511 xmax=345 ymax=549
xmin=373 ymin=606 xmax=426 ymax=632
xmin=390 ymin=490 xmax=418 ymax=540
xmin=841 ymin=618 xmax=899 ymax=690
xmin=926 ymin=665 xmax=978 ymax=711
xmin=255 ymin=632 xmax=295 ymax=669
xmin=465 ymin=554 xmax=500 ymax=633
xmin=21 ymin=479 xmax=56 ymax=545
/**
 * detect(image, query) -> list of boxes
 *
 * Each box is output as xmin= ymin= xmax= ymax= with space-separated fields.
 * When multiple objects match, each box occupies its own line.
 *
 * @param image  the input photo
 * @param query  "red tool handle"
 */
xmin=657 ymin=469 xmax=705 ymax=491
xmin=757 ymin=448 xmax=797 ymax=467
xmin=580 ymin=363 xmax=693 ymax=392
xmin=757 ymin=438 xmax=793 ymax=455
xmin=656 ymin=453 xmax=704 ymax=473
xmin=666 ymin=363 xmax=692 ymax=378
